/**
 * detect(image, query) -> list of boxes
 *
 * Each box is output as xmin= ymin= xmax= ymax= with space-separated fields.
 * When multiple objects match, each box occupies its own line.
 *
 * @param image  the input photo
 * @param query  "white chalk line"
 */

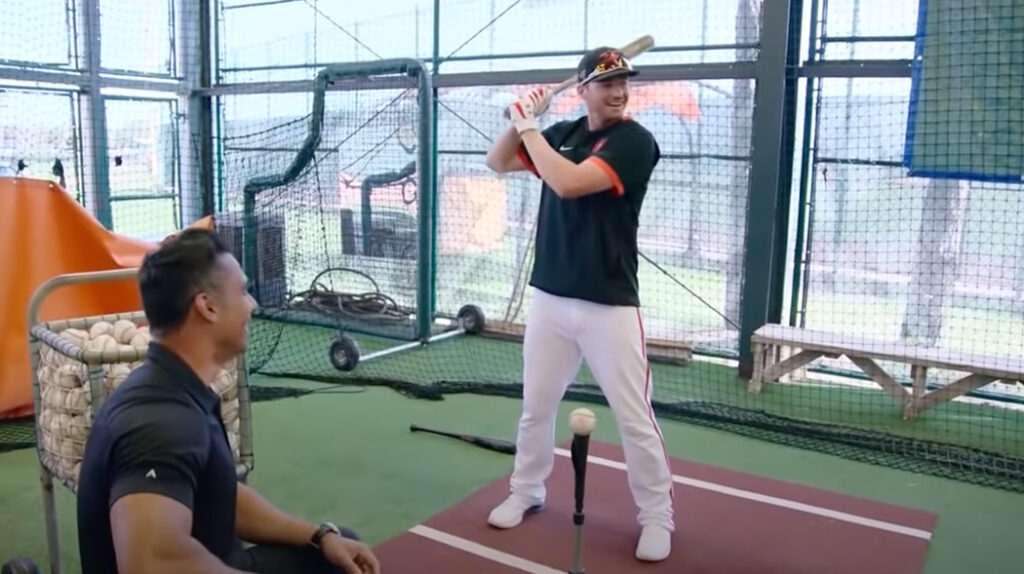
xmin=553 ymin=447 xmax=933 ymax=541
xmin=409 ymin=525 xmax=564 ymax=574
xmin=403 ymin=449 xmax=932 ymax=572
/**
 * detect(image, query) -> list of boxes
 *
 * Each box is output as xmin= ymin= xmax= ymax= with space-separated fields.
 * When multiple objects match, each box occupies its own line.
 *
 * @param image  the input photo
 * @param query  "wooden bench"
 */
xmin=748 ymin=323 xmax=1024 ymax=420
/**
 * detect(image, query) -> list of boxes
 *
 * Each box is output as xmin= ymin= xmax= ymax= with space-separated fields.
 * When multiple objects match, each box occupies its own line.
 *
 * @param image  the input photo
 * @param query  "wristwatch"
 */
xmin=309 ymin=522 xmax=341 ymax=549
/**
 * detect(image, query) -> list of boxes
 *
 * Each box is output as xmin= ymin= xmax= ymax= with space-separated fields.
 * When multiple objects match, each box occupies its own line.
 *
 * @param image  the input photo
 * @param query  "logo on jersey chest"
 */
xmin=559 ymin=137 xmax=608 ymax=154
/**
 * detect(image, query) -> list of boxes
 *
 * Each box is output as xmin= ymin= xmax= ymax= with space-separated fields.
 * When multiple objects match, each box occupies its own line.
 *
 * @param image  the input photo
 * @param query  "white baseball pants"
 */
xmin=508 ymin=288 xmax=675 ymax=530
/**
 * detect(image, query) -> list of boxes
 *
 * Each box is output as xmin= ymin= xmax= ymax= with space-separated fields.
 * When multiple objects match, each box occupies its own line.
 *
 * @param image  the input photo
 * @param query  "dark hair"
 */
xmin=138 ymin=228 xmax=233 ymax=335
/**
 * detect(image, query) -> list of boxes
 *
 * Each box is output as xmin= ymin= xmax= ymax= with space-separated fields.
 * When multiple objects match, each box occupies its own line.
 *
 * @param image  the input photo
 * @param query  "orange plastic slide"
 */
xmin=0 ymin=177 xmax=211 ymax=419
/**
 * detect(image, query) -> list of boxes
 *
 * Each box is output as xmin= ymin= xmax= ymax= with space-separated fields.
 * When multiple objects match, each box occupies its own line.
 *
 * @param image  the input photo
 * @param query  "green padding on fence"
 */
xmin=904 ymin=0 xmax=1024 ymax=182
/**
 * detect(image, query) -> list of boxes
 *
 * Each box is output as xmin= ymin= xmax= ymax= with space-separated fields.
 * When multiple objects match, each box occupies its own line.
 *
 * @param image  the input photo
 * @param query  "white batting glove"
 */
xmin=507 ymin=96 xmax=539 ymax=134
xmin=506 ymin=87 xmax=552 ymax=134
xmin=527 ymin=86 xmax=552 ymax=116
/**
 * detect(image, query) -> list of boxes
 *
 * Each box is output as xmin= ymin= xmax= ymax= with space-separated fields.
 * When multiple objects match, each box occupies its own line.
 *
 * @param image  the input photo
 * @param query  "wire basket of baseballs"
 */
xmin=31 ymin=312 xmax=242 ymax=490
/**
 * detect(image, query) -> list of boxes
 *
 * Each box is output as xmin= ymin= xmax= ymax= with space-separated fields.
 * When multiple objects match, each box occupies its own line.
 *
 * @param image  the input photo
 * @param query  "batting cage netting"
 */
xmin=198 ymin=0 xmax=1024 ymax=494
xmin=215 ymin=62 xmax=452 ymax=377
xmin=4 ymin=0 xmax=1021 ymax=497
xmin=214 ymin=59 xmax=743 ymax=366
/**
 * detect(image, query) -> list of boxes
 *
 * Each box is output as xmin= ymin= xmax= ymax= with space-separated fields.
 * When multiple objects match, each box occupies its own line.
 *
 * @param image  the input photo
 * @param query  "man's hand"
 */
xmin=487 ymin=87 xmax=553 ymax=173
xmin=507 ymin=87 xmax=552 ymax=135
xmin=527 ymin=86 xmax=553 ymax=116
xmin=320 ymin=533 xmax=381 ymax=574
xmin=507 ymin=99 xmax=538 ymax=134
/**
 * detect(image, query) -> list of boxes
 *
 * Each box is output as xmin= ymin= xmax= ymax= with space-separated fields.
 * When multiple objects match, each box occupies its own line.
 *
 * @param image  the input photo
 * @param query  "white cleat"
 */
xmin=486 ymin=496 xmax=545 ymax=529
xmin=635 ymin=524 xmax=672 ymax=562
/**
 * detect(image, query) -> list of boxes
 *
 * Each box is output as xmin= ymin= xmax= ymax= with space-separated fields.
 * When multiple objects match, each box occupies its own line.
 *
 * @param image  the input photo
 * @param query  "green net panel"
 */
xmin=903 ymin=0 xmax=1024 ymax=182
xmin=214 ymin=61 xmax=485 ymax=377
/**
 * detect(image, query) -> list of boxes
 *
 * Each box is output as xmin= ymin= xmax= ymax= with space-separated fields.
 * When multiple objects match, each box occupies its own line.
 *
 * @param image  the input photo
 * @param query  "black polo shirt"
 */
xmin=518 ymin=116 xmax=660 ymax=307
xmin=76 ymin=342 xmax=240 ymax=573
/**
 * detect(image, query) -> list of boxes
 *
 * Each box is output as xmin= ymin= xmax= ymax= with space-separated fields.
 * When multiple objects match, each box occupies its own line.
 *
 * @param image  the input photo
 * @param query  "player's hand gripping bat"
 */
xmin=502 ymin=34 xmax=656 ymax=120
xmin=409 ymin=424 xmax=516 ymax=455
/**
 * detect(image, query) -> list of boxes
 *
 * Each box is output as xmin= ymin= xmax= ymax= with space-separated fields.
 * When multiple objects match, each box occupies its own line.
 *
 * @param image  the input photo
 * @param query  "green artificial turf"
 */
xmin=248 ymin=319 xmax=1024 ymax=463
xmin=1 ymin=383 xmax=1023 ymax=574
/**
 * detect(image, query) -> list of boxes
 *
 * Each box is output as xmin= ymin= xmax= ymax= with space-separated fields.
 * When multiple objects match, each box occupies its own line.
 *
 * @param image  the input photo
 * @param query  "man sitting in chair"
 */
xmin=76 ymin=228 xmax=380 ymax=574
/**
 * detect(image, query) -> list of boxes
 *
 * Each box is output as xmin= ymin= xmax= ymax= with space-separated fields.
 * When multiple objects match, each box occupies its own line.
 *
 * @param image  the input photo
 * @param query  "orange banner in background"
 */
xmin=0 ymin=177 xmax=211 ymax=418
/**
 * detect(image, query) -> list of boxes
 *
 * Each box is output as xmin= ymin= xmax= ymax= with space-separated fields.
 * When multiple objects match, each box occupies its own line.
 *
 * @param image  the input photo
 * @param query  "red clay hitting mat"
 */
xmin=374 ymin=441 xmax=938 ymax=573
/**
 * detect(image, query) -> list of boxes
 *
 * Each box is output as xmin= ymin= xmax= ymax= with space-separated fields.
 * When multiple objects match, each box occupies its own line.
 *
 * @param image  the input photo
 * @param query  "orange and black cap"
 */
xmin=577 ymin=46 xmax=638 ymax=86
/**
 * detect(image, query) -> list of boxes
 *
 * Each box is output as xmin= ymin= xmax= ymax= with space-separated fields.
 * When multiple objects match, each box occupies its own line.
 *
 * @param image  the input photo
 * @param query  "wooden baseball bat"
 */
xmin=502 ymin=34 xmax=656 ymax=119
xmin=409 ymin=424 xmax=516 ymax=455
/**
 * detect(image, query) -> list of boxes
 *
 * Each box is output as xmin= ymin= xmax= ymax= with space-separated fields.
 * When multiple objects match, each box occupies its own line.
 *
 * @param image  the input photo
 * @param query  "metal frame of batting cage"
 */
xmin=25 ymin=267 xmax=255 ymax=574
xmin=235 ymin=59 xmax=486 ymax=375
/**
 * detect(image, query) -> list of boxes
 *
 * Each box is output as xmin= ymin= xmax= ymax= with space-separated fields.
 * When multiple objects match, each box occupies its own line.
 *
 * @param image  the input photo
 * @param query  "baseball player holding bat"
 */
xmin=483 ymin=46 xmax=674 ymax=562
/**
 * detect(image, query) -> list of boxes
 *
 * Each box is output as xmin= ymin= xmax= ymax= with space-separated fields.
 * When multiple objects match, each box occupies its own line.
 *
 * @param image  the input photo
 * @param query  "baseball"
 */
xmin=569 ymin=408 xmax=596 ymax=436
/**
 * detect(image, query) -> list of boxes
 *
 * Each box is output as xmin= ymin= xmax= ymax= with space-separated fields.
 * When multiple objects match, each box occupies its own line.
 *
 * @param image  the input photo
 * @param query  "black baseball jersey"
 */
xmin=517 ymin=116 xmax=660 ymax=307
xmin=76 ymin=343 xmax=241 ymax=573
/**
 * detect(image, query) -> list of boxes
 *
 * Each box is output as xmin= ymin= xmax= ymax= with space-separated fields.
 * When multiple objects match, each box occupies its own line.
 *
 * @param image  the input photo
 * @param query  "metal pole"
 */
xmin=81 ymin=0 xmax=112 ymax=229
xmin=213 ymin=43 xmax=761 ymax=73
xmin=213 ymin=0 xmax=226 ymax=213
xmin=199 ymin=62 xmax=757 ymax=96
xmin=416 ymin=0 xmax=441 ymax=342
xmin=583 ymin=0 xmax=589 ymax=48
xmin=489 ymin=0 xmax=496 ymax=71
xmin=178 ymin=0 xmax=212 ymax=224
xmin=788 ymin=0 xmax=823 ymax=327
xmin=832 ymin=0 xmax=859 ymax=283
xmin=737 ymin=0 xmax=801 ymax=376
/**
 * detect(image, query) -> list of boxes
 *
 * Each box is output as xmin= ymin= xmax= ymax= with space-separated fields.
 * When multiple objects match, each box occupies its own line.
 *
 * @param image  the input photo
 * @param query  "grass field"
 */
xmin=110 ymin=196 xmax=180 ymax=241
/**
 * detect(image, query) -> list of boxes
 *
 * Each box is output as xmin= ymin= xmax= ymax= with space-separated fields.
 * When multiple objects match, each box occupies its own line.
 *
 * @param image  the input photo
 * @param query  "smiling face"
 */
xmin=579 ymin=74 xmax=631 ymax=126
xmin=198 ymin=253 xmax=257 ymax=361
xmin=139 ymin=228 xmax=257 ymax=365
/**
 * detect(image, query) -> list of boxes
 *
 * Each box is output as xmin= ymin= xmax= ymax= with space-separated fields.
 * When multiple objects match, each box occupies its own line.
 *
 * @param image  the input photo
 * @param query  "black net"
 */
xmin=215 ymin=69 xmax=450 ymax=378
xmin=205 ymin=0 xmax=1024 ymax=494
xmin=0 ymin=88 xmax=81 ymax=199
xmin=433 ymin=77 xmax=747 ymax=354
xmin=105 ymin=98 xmax=184 ymax=242
xmin=785 ymin=1 xmax=1024 ymax=487
xmin=902 ymin=0 xmax=1023 ymax=182
xmin=0 ymin=0 xmax=73 ymax=66
xmin=98 ymin=0 xmax=176 ymax=76
xmin=0 ymin=417 xmax=35 ymax=454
